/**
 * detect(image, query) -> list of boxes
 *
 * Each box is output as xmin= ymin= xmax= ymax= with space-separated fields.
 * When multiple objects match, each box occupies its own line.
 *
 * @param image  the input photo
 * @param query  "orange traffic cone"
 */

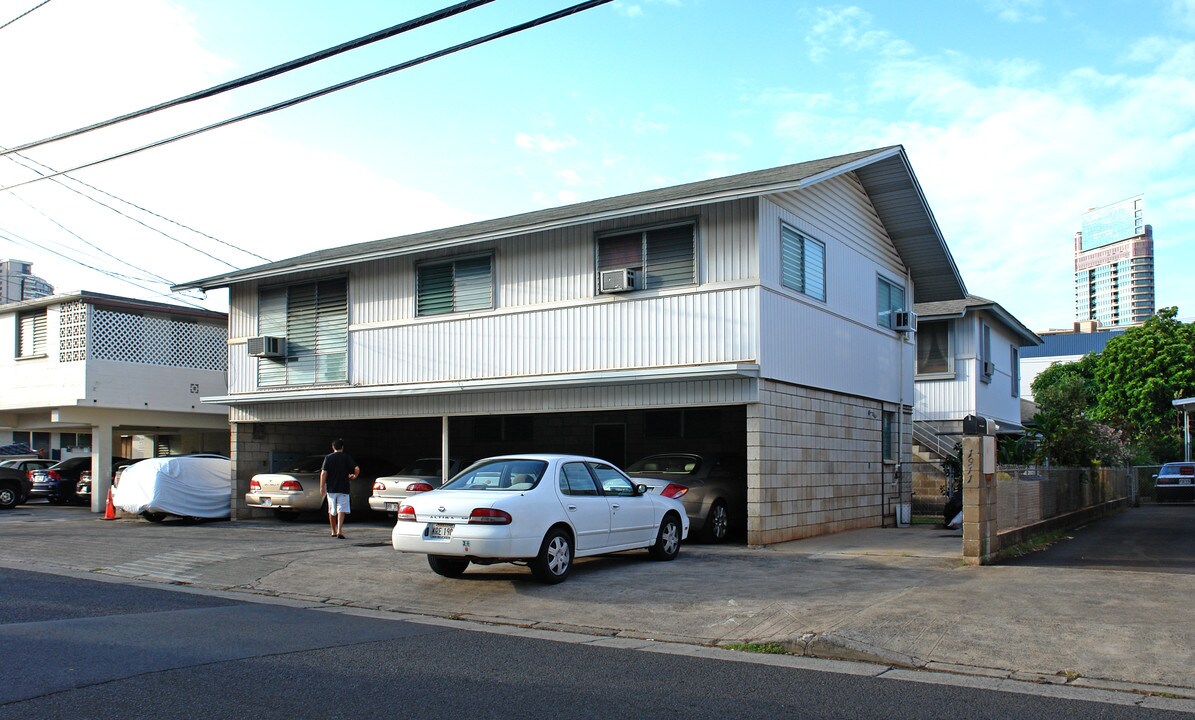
xmin=104 ymin=487 xmax=116 ymax=520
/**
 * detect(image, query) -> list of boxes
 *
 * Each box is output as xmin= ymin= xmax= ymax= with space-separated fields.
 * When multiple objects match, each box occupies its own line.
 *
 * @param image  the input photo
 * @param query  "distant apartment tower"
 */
xmin=0 ymin=260 xmax=54 ymax=305
xmin=1073 ymin=195 xmax=1154 ymax=327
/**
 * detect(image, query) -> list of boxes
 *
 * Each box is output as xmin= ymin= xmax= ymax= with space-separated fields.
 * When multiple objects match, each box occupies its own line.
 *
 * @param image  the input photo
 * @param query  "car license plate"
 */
xmin=385 ymin=503 xmax=398 ymax=512
xmin=262 ymin=497 xmax=272 ymax=507
xmin=429 ymin=523 xmax=453 ymax=539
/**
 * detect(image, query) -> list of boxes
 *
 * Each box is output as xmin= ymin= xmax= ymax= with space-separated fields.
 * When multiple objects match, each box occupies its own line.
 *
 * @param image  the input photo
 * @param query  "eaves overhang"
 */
xmin=200 ymin=363 xmax=761 ymax=406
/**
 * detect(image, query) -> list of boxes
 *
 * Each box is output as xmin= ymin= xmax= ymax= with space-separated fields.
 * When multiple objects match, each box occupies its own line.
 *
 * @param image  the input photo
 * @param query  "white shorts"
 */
xmin=327 ymin=492 xmax=351 ymax=515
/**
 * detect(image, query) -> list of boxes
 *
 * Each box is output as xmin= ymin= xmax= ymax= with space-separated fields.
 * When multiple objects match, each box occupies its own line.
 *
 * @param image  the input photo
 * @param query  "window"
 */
xmin=1010 ymin=346 xmax=1020 ymax=397
xmin=916 ymin=320 xmax=950 ymax=375
xmin=560 ymin=463 xmax=600 ymax=496
xmin=876 ymin=276 xmax=905 ymax=329
xmin=780 ymin=224 xmax=826 ymax=301
xmin=258 ymin=277 xmax=348 ymax=387
xmin=417 ymin=255 xmax=493 ymax=316
xmin=16 ymin=310 xmax=46 ymax=357
xmin=980 ymin=323 xmax=993 ymax=383
xmin=597 ymin=223 xmax=695 ymax=291
xmin=882 ymin=411 xmax=896 ymax=461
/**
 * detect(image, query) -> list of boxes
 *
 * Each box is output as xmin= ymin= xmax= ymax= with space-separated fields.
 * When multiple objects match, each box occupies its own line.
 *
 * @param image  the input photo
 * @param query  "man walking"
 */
xmin=320 ymin=438 xmax=359 ymax=539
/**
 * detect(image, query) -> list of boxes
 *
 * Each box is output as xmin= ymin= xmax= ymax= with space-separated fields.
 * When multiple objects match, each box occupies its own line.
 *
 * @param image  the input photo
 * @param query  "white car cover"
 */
xmin=113 ymin=456 xmax=232 ymax=518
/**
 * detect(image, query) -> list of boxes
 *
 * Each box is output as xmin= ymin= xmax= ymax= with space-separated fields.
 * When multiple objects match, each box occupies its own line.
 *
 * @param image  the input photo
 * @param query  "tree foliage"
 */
xmin=1091 ymin=307 xmax=1195 ymax=462
xmin=1030 ymin=307 xmax=1195 ymax=466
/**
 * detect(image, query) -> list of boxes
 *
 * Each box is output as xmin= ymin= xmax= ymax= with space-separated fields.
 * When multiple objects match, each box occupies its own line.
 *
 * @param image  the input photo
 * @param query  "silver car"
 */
xmin=247 ymin=454 xmax=398 ymax=521
xmin=625 ymin=453 xmax=746 ymax=543
xmin=369 ymin=457 xmax=468 ymax=518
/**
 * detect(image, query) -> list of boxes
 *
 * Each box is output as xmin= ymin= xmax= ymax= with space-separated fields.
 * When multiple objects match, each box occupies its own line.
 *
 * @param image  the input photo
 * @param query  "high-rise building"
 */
xmin=0 ymin=259 xmax=54 ymax=304
xmin=1073 ymin=195 xmax=1154 ymax=327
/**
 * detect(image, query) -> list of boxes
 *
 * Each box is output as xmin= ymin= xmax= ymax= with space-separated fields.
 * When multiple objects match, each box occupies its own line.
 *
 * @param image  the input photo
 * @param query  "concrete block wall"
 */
xmin=747 ymin=379 xmax=898 ymax=546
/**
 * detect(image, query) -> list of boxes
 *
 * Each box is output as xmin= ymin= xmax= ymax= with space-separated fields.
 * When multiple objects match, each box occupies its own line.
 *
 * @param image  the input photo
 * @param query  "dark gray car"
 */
xmin=626 ymin=453 xmax=746 ymax=543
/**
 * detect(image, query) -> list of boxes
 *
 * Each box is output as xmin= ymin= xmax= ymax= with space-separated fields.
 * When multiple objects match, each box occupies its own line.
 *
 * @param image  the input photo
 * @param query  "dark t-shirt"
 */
xmin=322 ymin=451 xmax=357 ymax=495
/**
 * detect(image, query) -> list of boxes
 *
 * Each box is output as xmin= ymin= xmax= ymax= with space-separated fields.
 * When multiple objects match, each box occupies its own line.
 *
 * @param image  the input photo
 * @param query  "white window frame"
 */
xmin=915 ymin=319 xmax=954 ymax=378
xmin=16 ymin=309 xmax=47 ymax=359
xmin=876 ymin=275 xmax=905 ymax=330
xmin=416 ymin=253 xmax=495 ymax=317
xmin=595 ymin=220 xmax=697 ymax=292
xmin=257 ymin=276 xmax=349 ymax=387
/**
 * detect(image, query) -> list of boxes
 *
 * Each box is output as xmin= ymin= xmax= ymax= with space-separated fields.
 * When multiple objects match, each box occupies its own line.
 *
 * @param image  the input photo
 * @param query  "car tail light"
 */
xmin=661 ymin=483 xmax=689 ymax=499
xmin=373 ymin=481 xmax=386 ymax=491
xmin=280 ymin=480 xmax=303 ymax=491
xmin=1182 ymin=466 xmax=1194 ymax=476
xmin=406 ymin=481 xmax=434 ymax=493
xmin=47 ymin=470 xmax=60 ymax=480
xmin=249 ymin=480 xmax=261 ymax=492
xmin=468 ymin=508 xmax=512 ymax=525
xmin=396 ymin=504 xmax=416 ymax=521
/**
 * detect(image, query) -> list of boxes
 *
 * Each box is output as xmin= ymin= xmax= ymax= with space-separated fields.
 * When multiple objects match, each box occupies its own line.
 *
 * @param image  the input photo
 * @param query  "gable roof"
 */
xmin=914 ymin=295 xmax=1042 ymax=346
xmin=175 ymin=146 xmax=967 ymax=302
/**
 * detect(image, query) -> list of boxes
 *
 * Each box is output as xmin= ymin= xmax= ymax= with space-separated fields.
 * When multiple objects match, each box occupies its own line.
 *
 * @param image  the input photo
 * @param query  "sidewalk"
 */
xmin=1 ymin=505 xmax=1191 ymax=700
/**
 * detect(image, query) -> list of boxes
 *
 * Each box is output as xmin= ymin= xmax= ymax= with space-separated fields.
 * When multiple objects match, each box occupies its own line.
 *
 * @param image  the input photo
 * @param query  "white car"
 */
xmin=391 ymin=454 xmax=689 ymax=584
xmin=112 ymin=455 xmax=232 ymax=522
xmin=369 ymin=457 xmax=468 ymax=518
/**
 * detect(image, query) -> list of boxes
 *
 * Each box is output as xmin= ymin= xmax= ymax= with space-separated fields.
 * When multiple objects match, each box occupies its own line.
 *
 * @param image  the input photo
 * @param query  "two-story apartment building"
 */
xmin=1 ymin=292 xmax=230 ymax=509
xmin=176 ymin=146 xmax=967 ymax=545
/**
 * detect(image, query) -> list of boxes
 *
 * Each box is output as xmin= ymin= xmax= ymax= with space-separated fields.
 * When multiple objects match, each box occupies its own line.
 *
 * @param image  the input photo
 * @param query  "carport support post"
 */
xmin=961 ymin=433 xmax=997 ymax=565
xmin=90 ymin=424 xmax=114 ymax=514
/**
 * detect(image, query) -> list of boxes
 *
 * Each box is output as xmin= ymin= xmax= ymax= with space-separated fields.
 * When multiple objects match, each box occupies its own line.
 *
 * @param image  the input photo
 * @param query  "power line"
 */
xmin=0 ymin=0 xmax=494 ymax=158
xmin=0 ymin=226 xmax=208 ymax=309
xmin=3 ymin=148 xmax=263 ymax=267
xmin=0 ymin=0 xmax=614 ymax=193
xmin=0 ymin=0 xmax=52 ymax=33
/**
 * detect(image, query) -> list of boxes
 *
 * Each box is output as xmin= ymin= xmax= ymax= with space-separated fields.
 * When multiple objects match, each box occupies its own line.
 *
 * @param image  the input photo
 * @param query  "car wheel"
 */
xmin=427 ymin=555 xmax=469 ymax=578
xmin=701 ymin=500 xmax=729 ymax=543
xmin=142 ymin=511 xmax=167 ymax=523
xmin=0 ymin=485 xmax=18 ymax=509
xmin=273 ymin=509 xmax=300 ymax=521
xmin=649 ymin=513 xmax=682 ymax=561
xmin=530 ymin=527 xmax=573 ymax=584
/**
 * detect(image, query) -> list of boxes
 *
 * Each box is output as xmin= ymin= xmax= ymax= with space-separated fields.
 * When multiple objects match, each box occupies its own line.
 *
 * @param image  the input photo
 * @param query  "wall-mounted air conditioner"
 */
xmin=599 ymin=268 xmax=637 ymax=294
xmin=982 ymin=360 xmax=995 ymax=377
xmin=893 ymin=311 xmax=918 ymax=332
xmin=247 ymin=335 xmax=286 ymax=358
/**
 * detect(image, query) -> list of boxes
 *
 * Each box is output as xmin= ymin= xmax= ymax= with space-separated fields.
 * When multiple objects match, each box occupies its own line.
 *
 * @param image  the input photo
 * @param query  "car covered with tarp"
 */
xmin=112 ymin=455 xmax=232 ymax=522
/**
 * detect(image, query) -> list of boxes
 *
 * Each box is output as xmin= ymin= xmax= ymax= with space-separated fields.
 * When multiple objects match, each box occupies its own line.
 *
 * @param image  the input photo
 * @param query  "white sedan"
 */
xmin=391 ymin=454 xmax=689 ymax=583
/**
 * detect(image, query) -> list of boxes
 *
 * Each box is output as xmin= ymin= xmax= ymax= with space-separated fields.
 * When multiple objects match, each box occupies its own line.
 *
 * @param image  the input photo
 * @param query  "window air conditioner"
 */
xmin=983 ymin=360 xmax=995 ymax=377
xmin=247 ymin=335 xmax=286 ymax=358
xmin=599 ymin=268 xmax=637 ymax=294
xmin=893 ymin=311 xmax=918 ymax=332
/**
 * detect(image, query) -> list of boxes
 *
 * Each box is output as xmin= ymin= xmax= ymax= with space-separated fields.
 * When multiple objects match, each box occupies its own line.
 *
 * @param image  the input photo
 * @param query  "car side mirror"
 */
xmin=1151 ymin=474 xmax=1158 ymax=480
xmin=635 ymin=483 xmax=648 ymax=495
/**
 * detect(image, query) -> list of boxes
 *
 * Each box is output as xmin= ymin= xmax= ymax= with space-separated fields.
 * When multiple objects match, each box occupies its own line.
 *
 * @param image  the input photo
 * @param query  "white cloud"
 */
xmin=983 ymin=0 xmax=1046 ymax=23
xmin=514 ymin=132 xmax=579 ymax=153
xmin=803 ymin=6 xmax=913 ymax=63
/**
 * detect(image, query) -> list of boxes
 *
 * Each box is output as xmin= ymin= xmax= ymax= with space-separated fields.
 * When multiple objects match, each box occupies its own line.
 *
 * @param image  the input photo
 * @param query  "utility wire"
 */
xmin=3 ymin=147 xmax=263 ymax=267
xmin=0 ymin=0 xmax=52 ymax=33
xmin=0 ymin=0 xmax=494 ymax=158
xmin=0 ymin=226 xmax=208 ymax=309
xmin=0 ymin=0 xmax=613 ymax=193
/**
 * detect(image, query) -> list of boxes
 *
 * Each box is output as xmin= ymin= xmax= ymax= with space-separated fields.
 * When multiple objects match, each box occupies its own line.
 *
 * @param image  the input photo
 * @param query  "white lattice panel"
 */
xmin=91 ymin=308 xmax=226 ymax=370
xmin=58 ymin=301 xmax=88 ymax=362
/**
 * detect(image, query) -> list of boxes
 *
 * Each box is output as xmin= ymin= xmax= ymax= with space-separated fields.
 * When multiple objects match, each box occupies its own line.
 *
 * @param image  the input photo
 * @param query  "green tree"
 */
xmin=1031 ymin=355 xmax=1104 ymax=465
xmin=1092 ymin=307 xmax=1195 ymax=463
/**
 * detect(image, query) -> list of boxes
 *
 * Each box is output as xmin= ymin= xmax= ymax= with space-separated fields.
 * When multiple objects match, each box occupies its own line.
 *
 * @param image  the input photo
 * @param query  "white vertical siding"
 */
xmin=757 ymin=174 xmax=913 ymax=404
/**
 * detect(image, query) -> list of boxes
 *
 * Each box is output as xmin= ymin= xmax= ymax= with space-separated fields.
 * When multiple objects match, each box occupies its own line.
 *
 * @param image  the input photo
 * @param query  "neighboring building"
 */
xmin=175 ymin=146 xmax=968 ymax=545
xmin=1073 ymin=195 xmax=1154 ymax=327
xmin=1019 ymin=322 xmax=1125 ymax=399
xmin=912 ymin=295 xmax=1042 ymax=438
xmin=1 ymin=259 xmax=54 ymax=304
xmin=1 ymin=291 xmax=231 ymax=509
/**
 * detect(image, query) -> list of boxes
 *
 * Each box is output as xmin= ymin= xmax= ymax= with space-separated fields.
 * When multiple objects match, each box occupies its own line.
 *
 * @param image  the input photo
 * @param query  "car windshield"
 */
xmin=626 ymin=455 xmax=701 ymax=475
xmin=1159 ymin=463 xmax=1195 ymax=476
xmin=283 ymin=456 xmax=327 ymax=473
xmin=441 ymin=459 xmax=547 ymax=491
xmin=400 ymin=458 xmax=442 ymax=476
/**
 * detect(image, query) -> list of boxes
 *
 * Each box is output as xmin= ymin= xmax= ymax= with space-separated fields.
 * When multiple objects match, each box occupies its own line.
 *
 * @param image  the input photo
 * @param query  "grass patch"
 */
xmin=994 ymin=530 xmax=1068 ymax=561
xmin=722 ymin=642 xmax=790 ymax=655
xmin=911 ymin=516 xmax=942 ymax=526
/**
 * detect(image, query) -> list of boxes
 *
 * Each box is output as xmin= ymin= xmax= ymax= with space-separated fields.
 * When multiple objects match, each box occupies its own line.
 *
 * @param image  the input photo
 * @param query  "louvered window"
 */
xmin=597 ymin=223 xmax=695 ymax=291
xmin=417 ymin=255 xmax=493 ymax=316
xmin=257 ymin=277 xmax=348 ymax=387
xmin=780 ymin=224 xmax=826 ymax=301
xmin=17 ymin=310 xmax=47 ymax=358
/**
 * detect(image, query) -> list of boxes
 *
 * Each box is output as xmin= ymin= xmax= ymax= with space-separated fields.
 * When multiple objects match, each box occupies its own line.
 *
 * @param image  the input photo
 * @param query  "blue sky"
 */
xmin=1 ymin=0 xmax=1192 ymax=331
